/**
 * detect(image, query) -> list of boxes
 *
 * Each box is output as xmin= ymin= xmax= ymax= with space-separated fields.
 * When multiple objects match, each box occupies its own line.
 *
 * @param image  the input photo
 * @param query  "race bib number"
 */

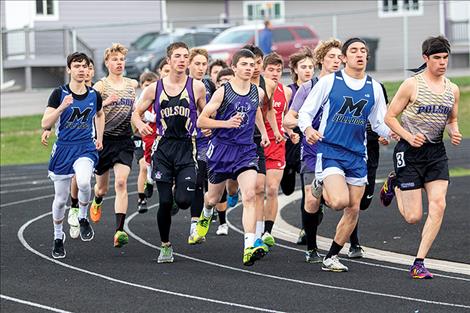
xmin=396 ymin=152 xmax=405 ymax=168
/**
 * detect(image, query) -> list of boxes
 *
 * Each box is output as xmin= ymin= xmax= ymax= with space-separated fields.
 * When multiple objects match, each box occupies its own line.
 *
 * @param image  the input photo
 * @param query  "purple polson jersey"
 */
xmin=154 ymin=77 xmax=198 ymax=139
xmin=210 ymin=82 xmax=259 ymax=146
xmin=290 ymin=77 xmax=321 ymax=165
xmin=195 ymin=78 xmax=215 ymax=160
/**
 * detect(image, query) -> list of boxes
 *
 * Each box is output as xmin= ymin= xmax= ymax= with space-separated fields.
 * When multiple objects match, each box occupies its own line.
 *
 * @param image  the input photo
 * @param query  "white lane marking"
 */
xmin=1 ymin=294 xmax=74 ymax=313
xmin=126 ymin=212 xmax=470 ymax=309
xmin=270 ymin=189 xmax=470 ymax=277
xmin=0 ymin=183 xmax=138 ymax=207
xmin=17 ymin=211 xmax=283 ymax=313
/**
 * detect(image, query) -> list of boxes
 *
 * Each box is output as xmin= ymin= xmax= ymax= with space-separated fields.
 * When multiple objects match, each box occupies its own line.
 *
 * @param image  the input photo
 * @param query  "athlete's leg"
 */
xmin=255 ymin=173 xmax=266 ymax=238
xmin=94 ymin=171 xmax=110 ymax=198
xmin=237 ymin=169 xmax=258 ymax=235
xmin=322 ymin=174 xmax=349 ymax=210
xmin=70 ymin=176 xmax=78 ymax=204
xmin=137 ymin=157 xmax=147 ymax=201
xmin=417 ymin=180 xmax=448 ymax=259
xmin=113 ymin=163 xmax=131 ymax=214
xmin=333 ymin=185 xmax=364 ymax=246
xmin=397 ymin=189 xmax=423 ymax=224
xmin=303 ymin=173 xmax=321 ymax=255
xmin=52 ymin=178 xmax=72 ymax=234
xmin=264 ymin=169 xmax=283 ymax=232
xmin=156 ymin=182 xmax=174 ymax=244
xmin=73 ymin=158 xmax=94 ymax=219
xmin=174 ymin=166 xmax=196 ymax=210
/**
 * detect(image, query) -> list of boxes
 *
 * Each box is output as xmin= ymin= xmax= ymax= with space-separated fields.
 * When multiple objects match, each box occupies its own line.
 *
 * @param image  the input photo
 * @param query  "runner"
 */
xmin=283 ymin=47 xmax=316 ymax=245
xmin=156 ymin=58 xmax=171 ymax=78
xmin=132 ymin=42 xmax=206 ymax=263
xmin=284 ymin=40 xmax=342 ymax=263
xmin=261 ymin=52 xmax=297 ymax=247
xmin=196 ymin=48 xmax=270 ymax=265
xmin=41 ymin=52 xmax=104 ymax=258
xmin=298 ymin=38 xmax=393 ymax=272
xmin=42 ymin=57 xmax=97 ymax=239
xmin=209 ymin=59 xmax=228 ymax=86
xmin=383 ymin=36 xmax=460 ymax=279
xmin=134 ymin=71 xmax=158 ymax=214
xmin=90 ymin=43 xmax=138 ymax=248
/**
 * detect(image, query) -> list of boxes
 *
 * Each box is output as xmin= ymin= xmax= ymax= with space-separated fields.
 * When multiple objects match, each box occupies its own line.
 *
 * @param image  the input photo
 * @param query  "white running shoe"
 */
xmin=67 ymin=206 xmax=80 ymax=239
xmin=216 ymin=223 xmax=229 ymax=236
xmin=322 ymin=255 xmax=348 ymax=272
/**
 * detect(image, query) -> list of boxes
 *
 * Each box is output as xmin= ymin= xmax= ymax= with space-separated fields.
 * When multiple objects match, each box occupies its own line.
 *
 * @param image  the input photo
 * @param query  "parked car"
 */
xmin=124 ymin=28 xmax=223 ymax=79
xmin=200 ymin=24 xmax=320 ymax=67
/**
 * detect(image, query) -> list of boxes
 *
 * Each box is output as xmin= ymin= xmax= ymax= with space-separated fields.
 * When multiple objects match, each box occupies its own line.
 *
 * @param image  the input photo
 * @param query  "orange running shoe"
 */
xmin=89 ymin=199 xmax=102 ymax=223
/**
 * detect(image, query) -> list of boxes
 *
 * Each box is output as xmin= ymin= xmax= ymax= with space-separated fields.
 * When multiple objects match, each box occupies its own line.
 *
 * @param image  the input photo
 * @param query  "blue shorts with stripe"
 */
xmin=48 ymin=140 xmax=98 ymax=180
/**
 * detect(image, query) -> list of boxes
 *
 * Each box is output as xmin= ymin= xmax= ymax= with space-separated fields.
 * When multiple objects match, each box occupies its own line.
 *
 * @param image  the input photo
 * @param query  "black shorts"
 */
xmin=153 ymin=138 xmax=197 ymax=184
xmin=133 ymin=136 xmax=144 ymax=163
xmin=95 ymin=136 xmax=134 ymax=175
xmin=254 ymin=136 xmax=266 ymax=175
xmin=285 ymin=128 xmax=302 ymax=172
xmin=393 ymin=141 xmax=448 ymax=191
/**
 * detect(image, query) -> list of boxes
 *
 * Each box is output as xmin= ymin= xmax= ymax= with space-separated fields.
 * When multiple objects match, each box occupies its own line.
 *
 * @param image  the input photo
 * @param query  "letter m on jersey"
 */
xmin=69 ymin=107 xmax=92 ymax=122
xmin=337 ymin=97 xmax=367 ymax=117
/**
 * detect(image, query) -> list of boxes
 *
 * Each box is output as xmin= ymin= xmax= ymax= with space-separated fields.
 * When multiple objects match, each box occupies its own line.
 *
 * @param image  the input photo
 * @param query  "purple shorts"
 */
xmin=207 ymin=141 xmax=258 ymax=184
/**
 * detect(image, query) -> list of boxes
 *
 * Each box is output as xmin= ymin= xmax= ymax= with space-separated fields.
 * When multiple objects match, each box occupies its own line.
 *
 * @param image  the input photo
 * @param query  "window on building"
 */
xmin=35 ymin=0 xmax=58 ymax=20
xmin=379 ymin=0 xmax=423 ymax=17
xmin=243 ymin=1 xmax=285 ymax=23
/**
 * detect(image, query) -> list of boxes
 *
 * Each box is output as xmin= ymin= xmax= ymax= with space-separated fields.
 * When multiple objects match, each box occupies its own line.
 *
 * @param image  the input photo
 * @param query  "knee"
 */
xmin=255 ymin=183 xmax=264 ymax=195
xmin=243 ymin=189 xmax=256 ymax=204
xmin=114 ymin=178 xmax=127 ymax=191
xmin=175 ymin=193 xmax=192 ymax=210
xmin=344 ymin=206 xmax=360 ymax=222
xmin=327 ymin=195 xmax=349 ymax=211
xmin=404 ymin=211 xmax=422 ymax=224
xmin=95 ymin=183 xmax=108 ymax=197
xmin=75 ymin=177 xmax=90 ymax=193
xmin=266 ymin=184 xmax=278 ymax=198
xmin=304 ymin=197 xmax=319 ymax=214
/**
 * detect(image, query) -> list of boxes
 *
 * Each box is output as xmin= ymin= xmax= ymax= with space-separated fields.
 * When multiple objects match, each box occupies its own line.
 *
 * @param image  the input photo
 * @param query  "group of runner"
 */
xmin=42 ymin=34 xmax=461 ymax=279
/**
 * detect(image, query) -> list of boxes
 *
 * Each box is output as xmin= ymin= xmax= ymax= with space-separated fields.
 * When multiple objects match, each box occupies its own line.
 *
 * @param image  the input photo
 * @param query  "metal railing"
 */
xmin=448 ymin=20 xmax=469 ymax=43
xmin=1 ymin=26 xmax=94 ymax=90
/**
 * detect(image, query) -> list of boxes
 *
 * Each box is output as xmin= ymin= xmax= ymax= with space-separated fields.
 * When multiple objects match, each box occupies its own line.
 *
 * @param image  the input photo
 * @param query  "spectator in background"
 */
xmin=259 ymin=20 xmax=273 ymax=55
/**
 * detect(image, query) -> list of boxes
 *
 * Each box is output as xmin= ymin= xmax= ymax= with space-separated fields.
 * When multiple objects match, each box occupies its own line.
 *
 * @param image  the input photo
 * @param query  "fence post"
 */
xmin=72 ymin=28 xmax=77 ymax=52
xmin=24 ymin=26 xmax=32 ymax=91
xmin=403 ymin=14 xmax=409 ymax=79
xmin=332 ymin=15 xmax=337 ymax=38
xmin=63 ymin=28 xmax=70 ymax=84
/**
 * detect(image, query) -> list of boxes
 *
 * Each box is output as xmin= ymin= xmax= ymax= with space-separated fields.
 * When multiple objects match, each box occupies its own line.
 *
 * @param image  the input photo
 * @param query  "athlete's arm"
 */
xmin=283 ymin=83 xmax=310 ymax=129
xmin=94 ymin=108 xmax=105 ymax=150
xmin=385 ymin=78 xmax=425 ymax=147
xmin=131 ymin=82 xmax=157 ymax=136
xmin=197 ymin=86 xmax=242 ymax=129
xmin=193 ymin=79 xmax=207 ymax=113
xmin=41 ymin=88 xmax=73 ymax=130
xmin=446 ymin=83 xmax=462 ymax=146
xmin=369 ymin=81 xmax=392 ymax=139
xmin=262 ymin=85 xmax=283 ymax=143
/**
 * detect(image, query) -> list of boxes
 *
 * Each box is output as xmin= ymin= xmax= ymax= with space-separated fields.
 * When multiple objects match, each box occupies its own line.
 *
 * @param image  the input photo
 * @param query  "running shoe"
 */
xmin=243 ymin=246 xmax=264 ymax=266
xmin=311 ymin=178 xmax=323 ymax=199
xmin=305 ymin=249 xmax=322 ymax=263
xmin=380 ymin=171 xmax=397 ymax=207
xmin=171 ymin=200 xmax=179 ymax=216
xmin=195 ymin=211 xmax=212 ymax=238
xmin=296 ymin=229 xmax=306 ymax=245
xmin=157 ymin=245 xmax=174 ymax=263
xmin=52 ymin=233 xmax=66 ymax=259
xmin=137 ymin=199 xmax=148 ymax=214
xmin=144 ymin=181 xmax=154 ymax=199
xmin=89 ymin=199 xmax=102 ymax=223
xmin=227 ymin=191 xmax=239 ymax=208
xmin=253 ymin=238 xmax=269 ymax=259
xmin=262 ymin=232 xmax=275 ymax=247
xmin=409 ymin=261 xmax=433 ymax=279
xmin=322 ymin=255 xmax=348 ymax=272
xmin=348 ymin=245 xmax=364 ymax=259
xmin=188 ymin=230 xmax=205 ymax=245
xmin=67 ymin=206 xmax=80 ymax=239
xmin=113 ymin=230 xmax=128 ymax=248
xmin=79 ymin=218 xmax=94 ymax=242
xmin=216 ymin=223 xmax=229 ymax=236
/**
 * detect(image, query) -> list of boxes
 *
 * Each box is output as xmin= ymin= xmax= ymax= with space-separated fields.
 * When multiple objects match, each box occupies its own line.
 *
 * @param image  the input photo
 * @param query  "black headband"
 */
xmin=342 ymin=38 xmax=367 ymax=55
xmin=423 ymin=45 xmax=450 ymax=56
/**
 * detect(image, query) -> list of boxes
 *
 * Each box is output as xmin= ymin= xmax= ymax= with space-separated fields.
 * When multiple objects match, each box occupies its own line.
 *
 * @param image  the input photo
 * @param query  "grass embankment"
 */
xmin=1 ymin=76 xmax=469 ymax=166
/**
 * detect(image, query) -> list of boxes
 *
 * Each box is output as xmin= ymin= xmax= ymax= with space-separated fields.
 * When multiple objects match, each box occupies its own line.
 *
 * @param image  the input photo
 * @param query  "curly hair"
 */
xmin=313 ymin=38 xmax=342 ymax=69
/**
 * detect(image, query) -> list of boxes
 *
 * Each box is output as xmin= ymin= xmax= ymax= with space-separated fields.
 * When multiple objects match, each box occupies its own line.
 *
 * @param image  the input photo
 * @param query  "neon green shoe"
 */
xmin=188 ymin=231 xmax=205 ymax=245
xmin=262 ymin=232 xmax=275 ymax=247
xmin=67 ymin=206 xmax=80 ymax=239
xmin=157 ymin=245 xmax=174 ymax=263
xmin=195 ymin=211 xmax=212 ymax=238
xmin=243 ymin=246 xmax=264 ymax=266
xmin=113 ymin=230 xmax=128 ymax=248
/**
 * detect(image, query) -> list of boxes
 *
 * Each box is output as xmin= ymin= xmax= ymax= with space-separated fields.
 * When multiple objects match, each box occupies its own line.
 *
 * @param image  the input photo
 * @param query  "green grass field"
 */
xmin=1 ymin=76 xmax=469 ymax=166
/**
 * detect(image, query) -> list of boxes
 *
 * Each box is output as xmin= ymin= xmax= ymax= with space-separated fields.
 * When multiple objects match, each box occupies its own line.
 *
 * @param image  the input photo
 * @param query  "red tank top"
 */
xmin=265 ymin=83 xmax=286 ymax=140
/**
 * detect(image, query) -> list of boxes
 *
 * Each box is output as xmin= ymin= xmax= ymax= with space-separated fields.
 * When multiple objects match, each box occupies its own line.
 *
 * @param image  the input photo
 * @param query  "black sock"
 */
xmin=70 ymin=197 xmax=79 ymax=208
xmin=264 ymin=220 xmax=274 ymax=234
xmin=138 ymin=193 xmax=146 ymax=201
xmin=218 ymin=210 xmax=226 ymax=225
xmin=115 ymin=213 xmax=126 ymax=231
xmin=95 ymin=196 xmax=103 ymax=204
xmin=350 ymin=223 xmax=360 ymax=247
xmin=304 ymin=211 xmax=319 ymax=250
xmin=414 ymin=258 xmax=424 ymax=264
xmin=326 ymin=241 xmax=343 ymax=259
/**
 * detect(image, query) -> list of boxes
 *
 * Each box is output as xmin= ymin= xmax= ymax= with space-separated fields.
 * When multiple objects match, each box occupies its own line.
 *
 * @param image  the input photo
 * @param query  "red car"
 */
xmin=200 ymin=23 xmax=319 ymax=67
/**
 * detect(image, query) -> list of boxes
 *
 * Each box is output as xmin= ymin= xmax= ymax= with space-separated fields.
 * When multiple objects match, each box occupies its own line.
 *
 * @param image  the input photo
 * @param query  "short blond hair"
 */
xmin=189 ymin=48 xmax=209 ymax=63
xmin=313 ymin=38 xmax=342 ymax=69
xmin=104 ymin=43 xmax=128 ymax=61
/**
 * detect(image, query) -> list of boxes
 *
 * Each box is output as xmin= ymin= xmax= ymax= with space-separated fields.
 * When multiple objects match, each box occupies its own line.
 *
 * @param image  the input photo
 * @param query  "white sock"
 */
xmin=203 ymin=205 xmax=213 ymax=218
xmin=78 ymin=204 xmax=87 ymax=220
xmin=54 ymin=223 xmax=63 ymax=240
xmin=244 ymin=233 xmax=256 ymax=249
xmin=255 ymin=221 xmax=264 ymax=239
